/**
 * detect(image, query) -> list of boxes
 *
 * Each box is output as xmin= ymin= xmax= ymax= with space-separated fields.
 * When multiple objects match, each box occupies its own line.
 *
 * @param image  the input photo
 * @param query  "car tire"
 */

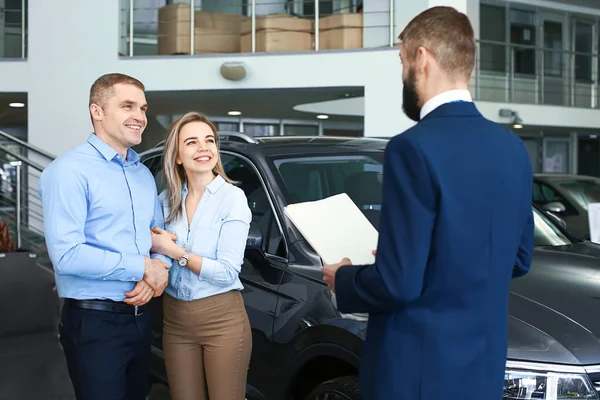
xmin=304 ymin=375 xmax=361 ymax=400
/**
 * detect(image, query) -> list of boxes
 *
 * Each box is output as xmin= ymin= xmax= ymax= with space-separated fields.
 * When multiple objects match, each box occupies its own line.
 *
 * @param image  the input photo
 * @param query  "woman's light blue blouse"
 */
xmin=159 ymin=175 xmax=251 ymax=301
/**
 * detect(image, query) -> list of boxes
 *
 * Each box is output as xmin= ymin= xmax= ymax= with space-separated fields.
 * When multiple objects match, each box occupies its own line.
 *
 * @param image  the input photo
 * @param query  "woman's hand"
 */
xmin=151 ymin=227 xmax=179 ymax=258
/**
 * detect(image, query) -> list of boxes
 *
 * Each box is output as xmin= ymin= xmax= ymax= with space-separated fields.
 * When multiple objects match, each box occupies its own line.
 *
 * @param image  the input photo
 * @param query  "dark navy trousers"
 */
xmin=58 ymin=302 xmax=153 ymax=400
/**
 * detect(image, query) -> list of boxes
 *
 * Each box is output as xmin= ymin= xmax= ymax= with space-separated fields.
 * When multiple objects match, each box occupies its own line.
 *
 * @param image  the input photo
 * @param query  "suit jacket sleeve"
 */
xmin=512 ymin=210 xmax=533 ymax=278
xmin=512 ymin=168 xmax=534 ymax=278
xmin=335 ymin=135 xmax=438 ymax=313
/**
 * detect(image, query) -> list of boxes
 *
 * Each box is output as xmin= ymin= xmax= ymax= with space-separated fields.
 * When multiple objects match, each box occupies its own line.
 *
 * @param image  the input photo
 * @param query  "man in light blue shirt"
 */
xmin=39 ymin=73 xmax=170 ymax=400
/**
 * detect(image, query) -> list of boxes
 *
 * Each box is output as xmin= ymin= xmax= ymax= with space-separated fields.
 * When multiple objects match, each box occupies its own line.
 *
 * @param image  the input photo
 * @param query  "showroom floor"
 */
xmin=0 ymin=332 xmax=171 ymax=400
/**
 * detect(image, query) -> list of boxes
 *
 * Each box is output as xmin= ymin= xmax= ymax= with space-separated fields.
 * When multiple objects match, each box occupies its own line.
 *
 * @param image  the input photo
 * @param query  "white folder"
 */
xmin=588 ymin=203 xmax=600 ymax=244
xmin=284 ymin=193 xmax=378 ymax=265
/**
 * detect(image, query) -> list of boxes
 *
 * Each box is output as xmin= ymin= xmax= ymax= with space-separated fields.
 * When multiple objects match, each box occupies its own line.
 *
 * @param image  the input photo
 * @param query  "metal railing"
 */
xmin=120 ymin=0 xmax=396 ymax=57
xmin=0 ymin=130 xmax=55 ymax=269
xmin=473 ymin=39 xmax=600 ymax=108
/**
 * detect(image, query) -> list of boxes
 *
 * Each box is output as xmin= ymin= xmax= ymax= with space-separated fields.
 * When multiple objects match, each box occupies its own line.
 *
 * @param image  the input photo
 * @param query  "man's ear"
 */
xmin=90 ymin=103 xmax=104 ymax=122
xmin=415 ymin=46 xmax=429 ymax=74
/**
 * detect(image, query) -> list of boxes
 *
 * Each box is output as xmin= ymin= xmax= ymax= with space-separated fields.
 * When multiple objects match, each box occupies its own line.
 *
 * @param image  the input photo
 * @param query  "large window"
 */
xmin=480 ymin=4 xmax=506 ymax=72
xmin=510 ymin=9 xmax=536 ymax=75
xmin=544 ymin=21 xmax=563 ymax=78
xmin=574 ymin=21 xmax=593 ymax=82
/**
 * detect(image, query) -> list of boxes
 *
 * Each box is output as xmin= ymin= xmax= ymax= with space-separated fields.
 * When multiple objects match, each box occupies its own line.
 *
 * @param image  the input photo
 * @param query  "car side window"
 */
xmin=222 ymin=154 xmax=287 ymax=258
xmin=533 ymin=182 xmax=577 ymax=216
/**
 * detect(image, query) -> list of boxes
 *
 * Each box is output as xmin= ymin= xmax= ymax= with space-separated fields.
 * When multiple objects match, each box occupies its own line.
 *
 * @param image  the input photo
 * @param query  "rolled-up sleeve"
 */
xmin=39 ymin=160 xmax=145 ymax=281
xmin=199 ymin=192 xmax=251 ymax=286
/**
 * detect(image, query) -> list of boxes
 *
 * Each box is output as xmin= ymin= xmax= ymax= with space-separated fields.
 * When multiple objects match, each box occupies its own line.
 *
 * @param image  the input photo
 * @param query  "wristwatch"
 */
xmin=178 ymin=251 xmax=190 ymax=266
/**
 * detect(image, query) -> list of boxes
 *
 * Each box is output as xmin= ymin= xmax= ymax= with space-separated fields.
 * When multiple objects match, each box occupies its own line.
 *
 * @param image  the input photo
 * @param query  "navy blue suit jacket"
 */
xmin=335 ymin=101 xmax=534 ymax=399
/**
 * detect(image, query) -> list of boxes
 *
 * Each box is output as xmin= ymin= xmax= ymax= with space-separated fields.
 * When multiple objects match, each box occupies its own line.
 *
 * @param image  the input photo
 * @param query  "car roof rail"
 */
xmin=152 ymin=131 xmax=257 ymax=149
xmin=218 ymin=132 xmax=258 ymax=144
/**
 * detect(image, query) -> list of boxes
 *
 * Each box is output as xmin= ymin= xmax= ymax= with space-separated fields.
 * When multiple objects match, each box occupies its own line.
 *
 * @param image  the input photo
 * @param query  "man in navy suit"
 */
xmin=322 ymin=6 xmax=533 ymax=400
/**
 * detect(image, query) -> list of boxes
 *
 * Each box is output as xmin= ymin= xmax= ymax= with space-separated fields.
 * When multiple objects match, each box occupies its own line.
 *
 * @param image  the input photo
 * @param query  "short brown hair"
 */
xmin=399 ymin=6 xmax=475 ymax=80
xmin=89 ymin=73 xmax=145 ymax=109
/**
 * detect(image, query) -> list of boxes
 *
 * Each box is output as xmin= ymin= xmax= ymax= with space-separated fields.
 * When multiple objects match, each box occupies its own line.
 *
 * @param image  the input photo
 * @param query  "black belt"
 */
xmin=65 ymin=298 xmax=144 ymax=316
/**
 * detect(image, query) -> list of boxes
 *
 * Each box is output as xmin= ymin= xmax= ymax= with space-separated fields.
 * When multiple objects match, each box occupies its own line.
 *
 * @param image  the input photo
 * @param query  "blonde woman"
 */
xmin=150 ymin=112 xmax=252 ymax=400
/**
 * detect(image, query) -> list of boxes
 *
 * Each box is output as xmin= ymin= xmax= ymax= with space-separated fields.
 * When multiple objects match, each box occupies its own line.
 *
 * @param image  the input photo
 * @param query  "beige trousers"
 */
xmin=162 ymin=291 xmax=252 ymax=400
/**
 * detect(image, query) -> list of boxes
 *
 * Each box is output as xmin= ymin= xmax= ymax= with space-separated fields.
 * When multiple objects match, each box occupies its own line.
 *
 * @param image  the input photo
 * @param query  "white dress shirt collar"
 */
xmin=420 ymin=89 xmax=473 ymax=120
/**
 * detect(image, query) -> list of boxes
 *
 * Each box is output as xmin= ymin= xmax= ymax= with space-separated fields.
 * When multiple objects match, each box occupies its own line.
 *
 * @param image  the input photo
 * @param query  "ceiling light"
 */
xmin=316 ymin=114 xmax=329 ymax=120
xmin=228 ymin=110 xmax=242 ymax=116
xmin=9 ymin=102 xmax=25 ymax=108
xmin=513 ymin=123 xmax=523 ymax=129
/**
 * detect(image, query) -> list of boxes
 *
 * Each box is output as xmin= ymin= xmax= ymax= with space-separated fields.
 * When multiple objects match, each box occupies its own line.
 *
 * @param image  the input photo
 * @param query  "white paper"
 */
xmin=588 ymin=203 xmax=600 ymax=244
xmin=284 ymin=193 xmax=378 ymax=265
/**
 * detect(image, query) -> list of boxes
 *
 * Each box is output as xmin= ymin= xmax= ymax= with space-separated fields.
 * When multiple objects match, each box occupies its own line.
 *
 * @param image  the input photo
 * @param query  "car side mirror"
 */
xmin=546 ymin=211 xmax=567 ymax=230
xmin=246 ymin=224 xmax=263 ymax=250
xmin=543 ymin=201 xmax=566 ymax=214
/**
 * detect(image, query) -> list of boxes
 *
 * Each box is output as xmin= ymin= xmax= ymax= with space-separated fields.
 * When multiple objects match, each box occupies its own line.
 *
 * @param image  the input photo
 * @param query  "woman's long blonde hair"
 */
xmin=163 ymin=112 xmax=232 ymax=224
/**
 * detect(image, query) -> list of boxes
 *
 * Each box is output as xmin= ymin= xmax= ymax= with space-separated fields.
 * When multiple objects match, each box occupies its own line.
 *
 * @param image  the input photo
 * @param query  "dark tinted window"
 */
xmin=554 ymin=179 xmax=600 ymax=211
xmin=270 ymin=153 xmax=383 ymax=229
xmin=222 ymin=154 xmax=286 ymax=257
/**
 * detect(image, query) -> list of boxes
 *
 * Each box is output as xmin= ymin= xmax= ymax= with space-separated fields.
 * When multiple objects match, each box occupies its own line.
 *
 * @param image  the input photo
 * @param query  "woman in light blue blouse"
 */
xmin=150 ymin=111 xmax=252 ymax=400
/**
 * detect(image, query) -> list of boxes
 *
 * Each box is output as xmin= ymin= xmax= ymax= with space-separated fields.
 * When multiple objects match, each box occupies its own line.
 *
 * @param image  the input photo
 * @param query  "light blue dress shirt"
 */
xmin=39 ymin=133 xmax=169 ymax=301
xmin=159 ymin=175 xmax=251 ymax=301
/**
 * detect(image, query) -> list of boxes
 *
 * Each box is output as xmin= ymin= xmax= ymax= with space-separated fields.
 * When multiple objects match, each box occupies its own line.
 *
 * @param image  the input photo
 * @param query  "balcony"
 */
xmin=118 ymin=0 xmax=397 ymax=57
xmin=472 ymin=40 xmax=600 ymax=109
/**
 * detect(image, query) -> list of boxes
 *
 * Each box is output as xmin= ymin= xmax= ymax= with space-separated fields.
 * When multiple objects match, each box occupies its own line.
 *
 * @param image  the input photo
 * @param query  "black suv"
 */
xmin=141 ymin=134 xmax=600 ymax=400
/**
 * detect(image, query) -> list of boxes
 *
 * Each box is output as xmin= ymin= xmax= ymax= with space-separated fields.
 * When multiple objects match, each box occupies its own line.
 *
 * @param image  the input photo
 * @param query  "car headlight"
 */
xmin=504 ymin=361 xmax=598 ymax=399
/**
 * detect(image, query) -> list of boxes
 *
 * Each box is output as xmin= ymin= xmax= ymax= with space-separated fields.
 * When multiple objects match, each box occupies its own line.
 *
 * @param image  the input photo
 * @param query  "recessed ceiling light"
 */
xmin=316 ymin=114 xmax=329 ymax=120
xmin=228 ymin=110 xmax=242 ymax=116
xmin=9 ymin=102 xmax=25 ymax=108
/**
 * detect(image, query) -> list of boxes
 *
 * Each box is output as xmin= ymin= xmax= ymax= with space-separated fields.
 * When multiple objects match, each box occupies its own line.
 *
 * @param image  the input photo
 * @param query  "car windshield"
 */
xmin=270 ymin=152 xmax=571 ymax=248
xmin=270 ymin=153 xmax=384 ymax=229
xmin=553 ymin=178 xmax=600 ymax=211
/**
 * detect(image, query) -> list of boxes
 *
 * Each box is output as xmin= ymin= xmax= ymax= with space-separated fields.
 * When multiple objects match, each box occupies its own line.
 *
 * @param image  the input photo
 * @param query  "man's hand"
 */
xmin=124 ymin=279 xmax=155 ymax=306
xmin=322 ymin=257 xmax=352 ymax=293
xmin=143 ymin=257 xmax=170 ymax=296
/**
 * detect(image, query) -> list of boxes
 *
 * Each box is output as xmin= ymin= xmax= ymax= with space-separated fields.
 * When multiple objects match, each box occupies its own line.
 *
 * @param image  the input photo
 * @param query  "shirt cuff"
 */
xmin=123 ymin=254 xmax=145 ymax=282
xmin=151 ymin=253 xmax=172 ymax=269
xmin=199 ymin=257 xmax=218 ymax=284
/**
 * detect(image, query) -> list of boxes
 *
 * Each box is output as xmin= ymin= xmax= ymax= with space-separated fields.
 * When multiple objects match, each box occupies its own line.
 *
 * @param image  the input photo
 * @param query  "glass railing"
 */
xmin=119 ymin=0 xmax=396 ymax=56
xmin=472 ymin=40 xmax=600 ymax=109
xmin=0 ymin=0 xmax=27 ymax=59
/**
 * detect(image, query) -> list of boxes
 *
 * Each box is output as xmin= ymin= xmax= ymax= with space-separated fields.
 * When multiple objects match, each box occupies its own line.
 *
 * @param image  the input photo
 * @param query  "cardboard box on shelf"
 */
xmin=319 ymin=13 xmax=363 ymax=50
xmin=158 ymin=3 xmax=191 ymax=54
xmin=158 ymin=3 xmax=248 ymax=55
xmin=240 ymin=13 xmax=313 ymax=53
